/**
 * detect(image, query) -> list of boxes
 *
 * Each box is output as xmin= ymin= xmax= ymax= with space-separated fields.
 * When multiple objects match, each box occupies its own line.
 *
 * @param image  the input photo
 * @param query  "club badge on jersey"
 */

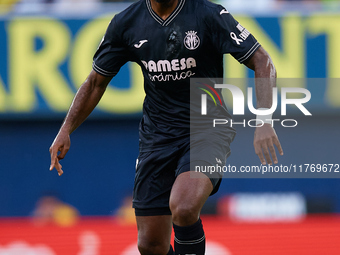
xmin=184 ymin=31 xmax=200 ymax=50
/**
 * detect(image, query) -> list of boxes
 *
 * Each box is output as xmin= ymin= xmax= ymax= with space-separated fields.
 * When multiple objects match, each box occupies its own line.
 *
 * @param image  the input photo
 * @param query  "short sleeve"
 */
xmin=210 ymin=6 xmax=261 ymax=64
xmin=93 ymin=17 xmax=131 ymax=77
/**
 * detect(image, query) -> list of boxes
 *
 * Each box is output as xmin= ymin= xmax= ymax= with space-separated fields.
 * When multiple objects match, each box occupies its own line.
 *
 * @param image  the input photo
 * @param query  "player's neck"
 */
xmin=150 ymin=0 xmax=179 ymax=20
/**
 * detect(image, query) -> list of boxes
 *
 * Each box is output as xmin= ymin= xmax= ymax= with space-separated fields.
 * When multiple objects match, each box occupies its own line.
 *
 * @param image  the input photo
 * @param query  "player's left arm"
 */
xmin=244 ymin=46 xmax=284 ymax=165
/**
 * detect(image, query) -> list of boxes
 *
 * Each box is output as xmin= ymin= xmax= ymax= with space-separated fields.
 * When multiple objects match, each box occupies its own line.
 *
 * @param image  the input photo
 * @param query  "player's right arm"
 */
xmin=50 ymin=14 xmax=130 ymax=176
xmin=49 ymin=70 xmax=112 ymax=176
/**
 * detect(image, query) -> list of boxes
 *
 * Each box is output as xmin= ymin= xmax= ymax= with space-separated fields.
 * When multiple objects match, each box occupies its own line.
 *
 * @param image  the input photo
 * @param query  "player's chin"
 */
xmin=155 ymin=0 xmax=172 ymax=3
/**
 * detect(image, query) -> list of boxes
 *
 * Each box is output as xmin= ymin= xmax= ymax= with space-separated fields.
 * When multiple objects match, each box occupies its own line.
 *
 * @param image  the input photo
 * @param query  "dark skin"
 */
xmin=49 ymin=72 xmax=111 ymax=176
xmin=151 ymin=0 xmax=178 ymax=20
xmin=245 ymin=47 xmax=284 ymax=165
xmin=49 ymin=1 xmax=283 ymax=253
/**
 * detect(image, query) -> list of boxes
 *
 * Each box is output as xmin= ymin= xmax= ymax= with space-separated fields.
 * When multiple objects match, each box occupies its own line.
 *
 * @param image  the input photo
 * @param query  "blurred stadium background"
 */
xmin=0 ymin=0 xmax=340 ymax=254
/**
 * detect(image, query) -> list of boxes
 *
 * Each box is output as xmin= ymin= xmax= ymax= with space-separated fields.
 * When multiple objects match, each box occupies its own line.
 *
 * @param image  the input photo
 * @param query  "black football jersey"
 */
xmin=93 ymin=0 xmax=260 ymax=151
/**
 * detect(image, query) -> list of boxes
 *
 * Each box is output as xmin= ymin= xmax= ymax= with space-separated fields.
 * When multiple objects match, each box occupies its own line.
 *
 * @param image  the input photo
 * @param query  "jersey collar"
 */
xmin=146 ymin=0 xmax=186 ymax=26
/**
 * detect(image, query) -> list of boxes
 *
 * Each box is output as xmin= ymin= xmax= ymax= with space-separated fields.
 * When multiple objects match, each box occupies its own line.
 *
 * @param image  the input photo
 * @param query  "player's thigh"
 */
xmin=170 ymin=170 xmax=213 ymax=209
xmin=169 ymin=137 xmax=233 ymax=225
xmin=169 ymin=171 xmax=213 ymax=225
xmin=133 ymin=148 xmax=177 ymax=210
xmin=169 ymin=141 xmax=222 ymax=214
xmin=136 ymin=215 xmax=172 ymax=251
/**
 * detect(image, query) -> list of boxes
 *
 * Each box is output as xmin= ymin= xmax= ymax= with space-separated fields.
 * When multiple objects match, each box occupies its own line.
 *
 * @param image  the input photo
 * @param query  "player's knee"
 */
xmin=138 ymin=239 xmax=169 ymax=255
xmin=170 ymin=202 xmax=199 ymax=226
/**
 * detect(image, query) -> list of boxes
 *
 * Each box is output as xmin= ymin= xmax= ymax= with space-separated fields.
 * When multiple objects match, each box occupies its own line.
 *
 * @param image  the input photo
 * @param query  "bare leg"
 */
xmin=136 ymin=215 xmax=172 ymax=255
xmin=169 ymin=171 xmax=213 ymax=226
xmin=136 ymin=172 xmax=213 ymax=255
xmin=169 ymin=171 xmax=213 ymax=255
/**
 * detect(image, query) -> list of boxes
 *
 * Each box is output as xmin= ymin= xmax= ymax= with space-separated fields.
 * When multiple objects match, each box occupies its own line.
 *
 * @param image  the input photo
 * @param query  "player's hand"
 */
xmin=49 ymin=131 xmax=71 ymax=176
xmin=254 ymin=124 xmax=283 ymax=165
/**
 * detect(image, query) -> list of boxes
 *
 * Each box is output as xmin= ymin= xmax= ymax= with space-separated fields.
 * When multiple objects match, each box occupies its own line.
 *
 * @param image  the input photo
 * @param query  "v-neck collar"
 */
xmin=146 ymin=0 xmax=186 ymax=27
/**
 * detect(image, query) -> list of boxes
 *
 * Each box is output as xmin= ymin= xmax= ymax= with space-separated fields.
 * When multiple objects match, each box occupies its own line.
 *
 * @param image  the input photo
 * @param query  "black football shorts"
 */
xmin=133 ymin=133 xmax=235 ymax=216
